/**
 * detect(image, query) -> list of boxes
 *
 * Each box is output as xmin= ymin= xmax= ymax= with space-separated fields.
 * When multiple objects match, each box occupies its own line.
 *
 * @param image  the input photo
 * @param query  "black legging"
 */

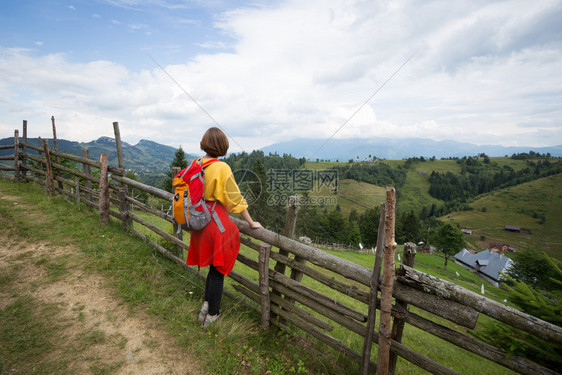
xmin=204 ymin=264 xmax=224 ymax=315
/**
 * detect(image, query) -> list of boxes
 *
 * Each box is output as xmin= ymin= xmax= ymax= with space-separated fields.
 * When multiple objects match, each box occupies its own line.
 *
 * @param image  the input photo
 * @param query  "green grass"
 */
xmin=303 ymin=160 xmax=341 ymax=170
xmin=307 ymin=178 xmax=386 ymax=216
xmin=308 ymin=158 xmax=562 ymax=259
xmin=443 ymin=173 xmax=562 ymax=259
xmin=488 ymin=157 xmax=534 ymax=171
xmin=0 ymin=296 xmax=73 ymax=375
xmin=338 ymin=179 xmax=386 ymax=208
xmin=232 ymin=239 xmax=518 ymax=374
xmin=398 ymin=169 xmax=440 ymax=214
xmin=0 ymin=178 xmax=354 ymax=374
xmin=396 ymin=159 xmax=462 ymax=214
xmin=319 ymin=248 xmax=510 ymax=305
xmin=0 ymin=177 xmax=550 ymax=374
xmin=310 ymin=248 xmax=517 ymax=375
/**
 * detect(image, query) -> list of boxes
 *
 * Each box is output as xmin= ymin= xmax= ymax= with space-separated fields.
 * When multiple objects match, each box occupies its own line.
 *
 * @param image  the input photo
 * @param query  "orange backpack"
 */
xmin=172 ymin=158 xmax=224 ymax=234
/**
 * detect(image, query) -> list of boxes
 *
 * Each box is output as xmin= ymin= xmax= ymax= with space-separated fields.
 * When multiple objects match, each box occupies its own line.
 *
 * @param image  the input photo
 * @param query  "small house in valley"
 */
xmin=454 ymin=249 xmax=514 ymax=287
xmin=504 ymin=225 xmax=521 ymax=233
xmin=489 ymin=243 xmax=515 ymax=254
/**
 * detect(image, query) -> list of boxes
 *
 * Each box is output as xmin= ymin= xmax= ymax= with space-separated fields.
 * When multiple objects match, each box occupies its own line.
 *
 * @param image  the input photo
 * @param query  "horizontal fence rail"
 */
xmin=2 ymin=121 xmax=561 ymax=375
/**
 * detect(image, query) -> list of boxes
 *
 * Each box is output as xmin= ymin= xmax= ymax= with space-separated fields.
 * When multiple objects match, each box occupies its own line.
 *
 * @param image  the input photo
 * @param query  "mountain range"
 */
xmin=0 ymin=136 xmax=198 ymax=172
xmin=2 ymin=136 xmax=561 ymax=172
xmin=260 ymin=137 xmax=562 ymax=160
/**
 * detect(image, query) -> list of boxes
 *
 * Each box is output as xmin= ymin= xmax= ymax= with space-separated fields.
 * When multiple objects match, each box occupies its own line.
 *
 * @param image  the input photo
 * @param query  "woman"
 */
xmin=186 ymin=127 xmax=262 ymax=327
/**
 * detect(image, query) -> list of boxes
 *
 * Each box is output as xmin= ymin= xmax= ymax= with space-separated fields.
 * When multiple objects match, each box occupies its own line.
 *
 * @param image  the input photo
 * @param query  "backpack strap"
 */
xmin=183 ymin=189 xmax=189 ymax=227
xmin=199 ymin=158 xmax=219 ymax=168
xmin=198 ymin=158 xmax=225 ymax=233
xmin=209 ymin=201 xmax=225 ymax=233
xmin=191 ymin=157 xmax=219 ymax=166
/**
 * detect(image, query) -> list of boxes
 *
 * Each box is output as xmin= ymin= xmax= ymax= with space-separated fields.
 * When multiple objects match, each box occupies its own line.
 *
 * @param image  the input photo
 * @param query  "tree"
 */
xmin=348 ymin=208 xmax=359 ymax=223
xmin=126 ymin=170 xmax=149 ymax=204
xmin=295 ymin=191 xmax=321 ymax=239
xmin=358 ymin=207 xmax=381 ymax=248
xmin=397 ymin=210 xmax=421 ymax=244
xmin=347 ymin=221 xmax=362 ymax=245
xmin=432 ymin=223 xmax=466 ymax=269
xmin=162 ymin=146 xmax=189 ymax=192
xmin=504 ymin=247 xmax=558 ymax=289
xmin=246 ymin=159 xmax=269 ymax=224
xmin=326 ymin=209 xmax=348 ymax=243
xmin=475 ymin=254 xmax=562 ymax=369
xmin=419 ymin=206 xmax=429 ymax=220
xmin=245 ymin=159 xmax=286 ymax=232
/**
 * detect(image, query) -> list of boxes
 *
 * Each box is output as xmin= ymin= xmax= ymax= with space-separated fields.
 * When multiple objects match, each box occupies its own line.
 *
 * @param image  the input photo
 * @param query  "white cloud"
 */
xmin=68 ymin=5 xmax=76 ymax=11
xmin=128 ymin=23 xmax=146 ymax=31
xmin=1 ymin=0 xmax=561 ymax=152
xmin=196 ymin=41 xmax=228 ymax=49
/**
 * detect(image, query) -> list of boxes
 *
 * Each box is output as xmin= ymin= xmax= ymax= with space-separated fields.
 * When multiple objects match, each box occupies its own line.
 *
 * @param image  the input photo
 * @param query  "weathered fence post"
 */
xmin=285 ymin=196 xmax=307 ymax=305
xmin=42 ymin=139 xmax=55 ymax=196
xmin=75 ymin=176 xmax=81 ymax=205
xmin=21 ymin=120 xmax=27 ymax=179
xmin=376 ymin=187 xmax=396 ymax=375
xmin=113 ymin=121 xmax=133 ymax=230
xmin=37 ymin=137 xmax=44 ymax=174
xmin=274 ymin=196 xmax=299 ymax=275
xmin=288 ymin=200 xmax=306 ymax=284
xmin=14 ymin=130 xmax=20 ymax=180
xmin=388 ymin=242 xmax=417 ymax=374
xmin=51 ymin=116 xmax=63 ymax=190
xmin=81 ymin=148 xmax=92 ymax=204
xmin=258 ymin=242 xmax=272 ymax=330
xmin=360 ymin=203 xmax=386 ymax=375
xmin=99 ymin=153 xmax=110 ymax=225
xmin=272 ymin=196 xmax=299 ymax=322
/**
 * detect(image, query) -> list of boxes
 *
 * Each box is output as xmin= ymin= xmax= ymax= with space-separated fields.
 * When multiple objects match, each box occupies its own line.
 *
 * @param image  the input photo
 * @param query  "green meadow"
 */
xmin=132 ymin=195 xmax=520 ymax=374
xmin=304 ymin=158 xmax=561 ymax=259
xmin=443 ymin=173 xmax=562 ymax=258
xmin=2 ymin=153 xmax=560 ymax=373
xmin=0 ymin=178 xmax=525 ymax=374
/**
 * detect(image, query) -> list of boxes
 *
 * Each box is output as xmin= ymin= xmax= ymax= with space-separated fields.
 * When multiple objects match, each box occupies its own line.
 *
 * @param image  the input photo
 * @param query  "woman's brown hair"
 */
xmin=200 ymin=127 xmax=229 ymax=157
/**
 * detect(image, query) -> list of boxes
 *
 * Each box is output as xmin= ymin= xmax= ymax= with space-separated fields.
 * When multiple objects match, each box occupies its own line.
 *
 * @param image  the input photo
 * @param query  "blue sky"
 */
xmin=1 ymin=0 xmax=561 ymax=154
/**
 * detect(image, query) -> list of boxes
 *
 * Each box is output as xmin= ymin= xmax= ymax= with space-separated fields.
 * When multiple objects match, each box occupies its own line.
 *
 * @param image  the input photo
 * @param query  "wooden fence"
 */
xmin=1 ymin=119 xmax=561 ymax=375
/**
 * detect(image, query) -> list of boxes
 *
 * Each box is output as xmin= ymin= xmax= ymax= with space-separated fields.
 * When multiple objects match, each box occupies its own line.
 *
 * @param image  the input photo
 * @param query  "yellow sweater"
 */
xmin=202 ymin=158 xmax=248 ymax=214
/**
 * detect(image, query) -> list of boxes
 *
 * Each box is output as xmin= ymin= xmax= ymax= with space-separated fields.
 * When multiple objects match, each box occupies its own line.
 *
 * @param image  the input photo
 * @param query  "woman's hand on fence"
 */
xmin=240 ymin=209 xmax=262 ymax=229
xmin=249 ymin=221 xmax=262 ymax=229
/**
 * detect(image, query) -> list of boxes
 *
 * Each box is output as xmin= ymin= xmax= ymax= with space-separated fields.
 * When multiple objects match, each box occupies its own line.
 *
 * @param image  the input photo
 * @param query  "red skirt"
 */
xmin=186 ymin=202 xmax=240 ymax=276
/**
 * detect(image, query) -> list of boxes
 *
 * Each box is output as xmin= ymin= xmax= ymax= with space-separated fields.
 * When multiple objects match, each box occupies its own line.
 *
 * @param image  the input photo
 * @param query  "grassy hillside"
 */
xmin=303 ymin=160 xmax=340 ymax=170
xmin=1 ymin=177 xmax=528 ymax=374
xmin=307 ymin=179 xmax=386 ymax=215
xmin=396 ymin=159 xmax=461 ymax=213
xmin=442 ymin=173 xmax=562 ymax=259
xmin=0 ymin=178 xmax=352 ymax=375
xmin=303 ymin=158 xmax=562 ymax=259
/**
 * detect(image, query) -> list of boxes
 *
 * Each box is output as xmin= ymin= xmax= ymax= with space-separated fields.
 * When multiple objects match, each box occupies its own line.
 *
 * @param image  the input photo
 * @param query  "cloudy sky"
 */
xmin=1 ymin=0 xmax=561 ymax=154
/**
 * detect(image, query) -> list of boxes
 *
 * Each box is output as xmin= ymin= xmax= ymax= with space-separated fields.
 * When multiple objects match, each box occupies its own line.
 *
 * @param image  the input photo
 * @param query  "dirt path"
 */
xmin=0 ymin=195 xmax=207 ymax=375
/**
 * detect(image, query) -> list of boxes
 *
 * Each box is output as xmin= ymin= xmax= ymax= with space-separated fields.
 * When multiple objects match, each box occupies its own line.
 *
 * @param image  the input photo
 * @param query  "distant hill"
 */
xmin=442 ymin=173 xmax=562 ymax=259
xmin=0 ymin=136 xmax=198 ymax=173
xmin=302 ymin=158 xmax=562 ymax=258
xmin=260 ymin=137 xmax=562 ymax=160
xmin=4 ymin=135 xmax=560 ymax=171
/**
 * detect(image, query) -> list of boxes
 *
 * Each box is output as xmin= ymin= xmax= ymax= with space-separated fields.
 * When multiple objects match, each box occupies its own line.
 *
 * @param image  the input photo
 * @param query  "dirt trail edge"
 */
xmin=0 ymin=192 xmax=207 ymax=375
